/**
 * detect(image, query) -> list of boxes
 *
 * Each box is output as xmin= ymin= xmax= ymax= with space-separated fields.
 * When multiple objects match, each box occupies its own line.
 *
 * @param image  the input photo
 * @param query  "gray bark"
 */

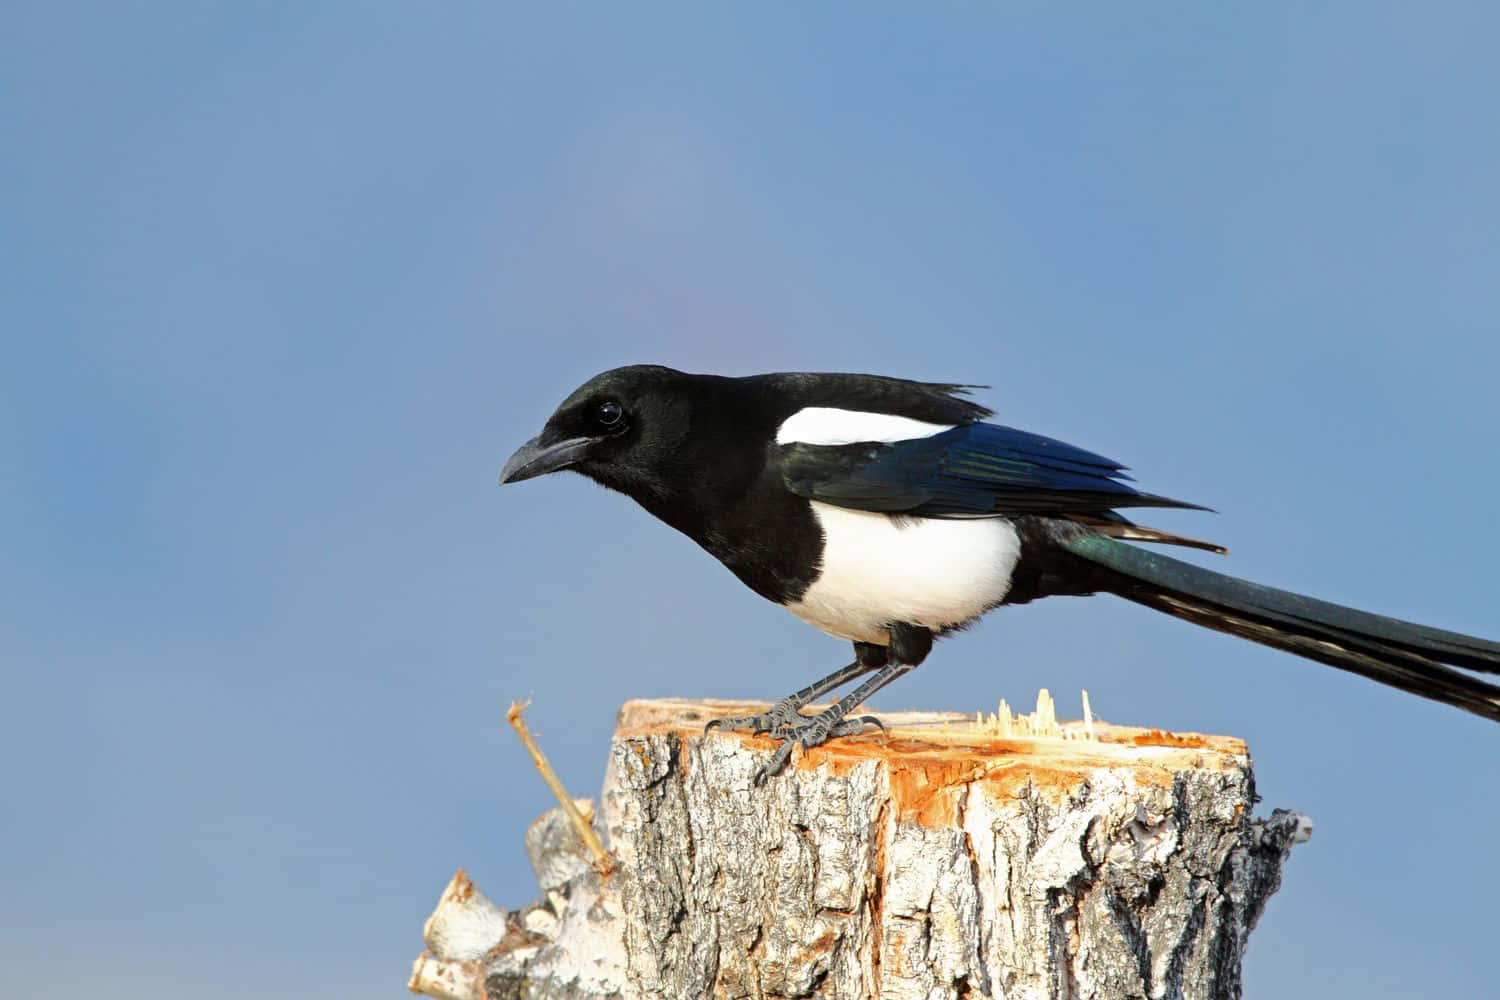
xmin=411 ymin=698 xmax=1308 ymax=1000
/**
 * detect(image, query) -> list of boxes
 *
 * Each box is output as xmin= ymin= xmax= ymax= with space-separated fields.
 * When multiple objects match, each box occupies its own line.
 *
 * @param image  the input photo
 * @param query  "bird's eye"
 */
xmin=595 ymin=400 xmax=624 ymax=427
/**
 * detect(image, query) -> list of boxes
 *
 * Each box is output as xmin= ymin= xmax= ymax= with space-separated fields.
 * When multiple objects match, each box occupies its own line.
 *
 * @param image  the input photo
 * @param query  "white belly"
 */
xmin=786 ymin=501 xmax=1021 ymax=644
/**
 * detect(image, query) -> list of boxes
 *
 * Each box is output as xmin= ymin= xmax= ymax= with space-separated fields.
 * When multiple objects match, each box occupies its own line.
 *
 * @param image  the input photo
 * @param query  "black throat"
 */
xmin=580 ymin=377 xmax=826 ymax=606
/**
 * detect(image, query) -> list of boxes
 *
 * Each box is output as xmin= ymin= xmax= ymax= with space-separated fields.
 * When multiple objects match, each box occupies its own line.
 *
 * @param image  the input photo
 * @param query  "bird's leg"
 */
xmin=705 ymin=641 xmax=888 ymax=735
xmin=754 ymin=624 xmax=933 ymax=784
xmin=754 ymin=663 xmax=912 ymax=784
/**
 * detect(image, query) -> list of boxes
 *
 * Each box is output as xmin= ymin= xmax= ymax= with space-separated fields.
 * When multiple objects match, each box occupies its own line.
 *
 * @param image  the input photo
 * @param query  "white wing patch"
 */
xmin=775 ymin=407 xmax=953 ymax=446
xmin=786 ymin=501 xmax=1021 ymax=644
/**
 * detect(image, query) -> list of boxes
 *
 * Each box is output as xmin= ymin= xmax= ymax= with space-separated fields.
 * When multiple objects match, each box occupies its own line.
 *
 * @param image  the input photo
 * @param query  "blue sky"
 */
xmin=4 ymin=4 xmax=1498 ymax=997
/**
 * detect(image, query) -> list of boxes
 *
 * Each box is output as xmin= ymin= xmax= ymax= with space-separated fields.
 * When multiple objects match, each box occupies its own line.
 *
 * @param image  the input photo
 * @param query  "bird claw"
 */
xmin=753 ymin=738 xmax=800 ymax=785
xmin=767 ymin=714 xmax=883 ymax=741
xmin=704 ymin=698 xmax=810 ymax=736
xmin=705 ymin=701 xmax=828 ymax=784
xmin=750 ymin=713 xmax=886 ymax=784
xmin=840 ymin=714 xmax=887 ymax=736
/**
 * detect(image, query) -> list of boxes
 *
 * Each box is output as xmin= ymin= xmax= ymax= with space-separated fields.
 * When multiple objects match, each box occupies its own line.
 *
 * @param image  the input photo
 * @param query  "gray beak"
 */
xmin=499 ymin=434 xmax=597 ymax=485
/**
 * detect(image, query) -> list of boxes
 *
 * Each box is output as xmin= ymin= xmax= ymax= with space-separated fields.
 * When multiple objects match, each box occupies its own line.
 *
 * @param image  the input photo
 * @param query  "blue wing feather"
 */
xmin=779 ymin=422 xmax=1203 ymax=518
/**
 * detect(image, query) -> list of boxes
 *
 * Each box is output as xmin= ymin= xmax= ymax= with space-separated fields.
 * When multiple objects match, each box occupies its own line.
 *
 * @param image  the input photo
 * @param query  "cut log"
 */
xmin=411 ymin=696 xmax=1309 ymax=1000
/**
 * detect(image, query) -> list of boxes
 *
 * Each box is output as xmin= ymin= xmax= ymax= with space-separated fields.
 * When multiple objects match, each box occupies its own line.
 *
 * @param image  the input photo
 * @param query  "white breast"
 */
xmin=787 ymin=501 xmax=1021 ymax=644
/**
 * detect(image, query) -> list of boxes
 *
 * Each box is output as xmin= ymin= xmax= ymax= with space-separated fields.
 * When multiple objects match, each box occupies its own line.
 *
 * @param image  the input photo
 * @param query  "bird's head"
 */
xmin=499 ymin=365 xmax=698 ymax=498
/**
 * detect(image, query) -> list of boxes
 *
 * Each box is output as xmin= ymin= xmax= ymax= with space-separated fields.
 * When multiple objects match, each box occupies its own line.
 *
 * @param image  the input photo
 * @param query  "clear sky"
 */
xmin=5 ymin=4 xmax=1498 ymax=997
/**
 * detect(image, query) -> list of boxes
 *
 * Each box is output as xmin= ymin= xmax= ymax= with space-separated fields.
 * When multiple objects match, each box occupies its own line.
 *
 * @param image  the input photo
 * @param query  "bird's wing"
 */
xmin=778 ymin=422 xmax=1204 ymax=518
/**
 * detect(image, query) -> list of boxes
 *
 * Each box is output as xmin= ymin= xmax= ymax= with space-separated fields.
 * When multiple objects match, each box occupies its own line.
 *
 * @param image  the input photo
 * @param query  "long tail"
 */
xmin=1059 ymin=533 xmax=1500 ymax=723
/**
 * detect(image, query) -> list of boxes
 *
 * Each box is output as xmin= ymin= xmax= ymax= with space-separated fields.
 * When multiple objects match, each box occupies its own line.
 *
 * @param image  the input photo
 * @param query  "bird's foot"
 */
xmin=703 ymin=697 xmax=809 ymax=736
xmin=703 ymin=658 xmax=881 ymax=737
xmin=753 ymin=712 xmax=885 ymax=785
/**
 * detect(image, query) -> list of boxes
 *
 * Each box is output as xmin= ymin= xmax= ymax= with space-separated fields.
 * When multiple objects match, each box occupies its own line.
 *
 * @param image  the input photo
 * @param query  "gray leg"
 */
xmin=753 ymin=660 xmax=917 ymax=783
xmin=704 ymin=654 xmax=879 ymax=735
xmin=752 ymin=623 xmax=934 ymax=784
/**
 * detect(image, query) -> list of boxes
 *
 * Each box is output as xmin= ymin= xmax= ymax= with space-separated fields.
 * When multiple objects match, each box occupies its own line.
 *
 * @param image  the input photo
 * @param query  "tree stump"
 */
xmin=410 ymin=697 xmax=1309 ymax=1000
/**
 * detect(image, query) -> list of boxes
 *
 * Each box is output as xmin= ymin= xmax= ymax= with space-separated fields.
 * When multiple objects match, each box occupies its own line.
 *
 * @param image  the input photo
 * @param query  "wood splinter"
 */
xmin=506 ymin=700 xmax=615 ymax=878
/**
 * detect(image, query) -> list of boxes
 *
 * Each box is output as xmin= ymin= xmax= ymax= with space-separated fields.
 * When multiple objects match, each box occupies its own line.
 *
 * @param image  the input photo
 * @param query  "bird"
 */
xmin=500 ymin=365 xmax=1500 ymax=781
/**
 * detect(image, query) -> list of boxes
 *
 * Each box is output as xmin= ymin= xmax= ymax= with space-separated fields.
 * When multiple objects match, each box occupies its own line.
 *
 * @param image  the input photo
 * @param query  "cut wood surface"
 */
xmin=411 ymin=696 xmax=1309 ymax=1000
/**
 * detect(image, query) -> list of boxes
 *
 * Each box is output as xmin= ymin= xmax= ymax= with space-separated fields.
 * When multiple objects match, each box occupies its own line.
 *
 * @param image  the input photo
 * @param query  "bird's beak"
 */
xmin=499 ymin=433 xmax=597 ymax=485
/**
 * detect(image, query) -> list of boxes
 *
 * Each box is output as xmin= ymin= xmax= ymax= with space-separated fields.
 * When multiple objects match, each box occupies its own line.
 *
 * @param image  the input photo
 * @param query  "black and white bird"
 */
xmin=501 ymin=365 xmax=1500 ymax=779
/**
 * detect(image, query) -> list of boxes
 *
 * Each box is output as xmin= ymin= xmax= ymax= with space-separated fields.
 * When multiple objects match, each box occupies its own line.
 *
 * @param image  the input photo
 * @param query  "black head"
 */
xmin=499 ymin=365 xmax=701 ymax=498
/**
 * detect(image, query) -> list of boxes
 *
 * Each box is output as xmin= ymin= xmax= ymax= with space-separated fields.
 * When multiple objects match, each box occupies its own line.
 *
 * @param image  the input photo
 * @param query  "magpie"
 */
xmin=501 ymin=365 xmax=1500 ymax=780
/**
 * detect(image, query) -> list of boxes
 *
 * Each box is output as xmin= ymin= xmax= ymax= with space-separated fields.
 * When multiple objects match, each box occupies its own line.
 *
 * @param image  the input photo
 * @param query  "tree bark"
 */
xmin=411 ymin=697 xmax=1309 ymax=1000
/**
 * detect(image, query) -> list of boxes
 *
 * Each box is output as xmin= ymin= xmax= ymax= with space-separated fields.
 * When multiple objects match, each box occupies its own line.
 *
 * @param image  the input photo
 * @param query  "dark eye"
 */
xmin=595 ymin=400 xmax=624 ymax=427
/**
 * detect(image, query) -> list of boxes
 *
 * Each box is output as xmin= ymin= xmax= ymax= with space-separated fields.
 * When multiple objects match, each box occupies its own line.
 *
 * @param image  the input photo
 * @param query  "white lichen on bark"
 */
xmin=412 ymin=698 xmax=1308 ymax=1000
